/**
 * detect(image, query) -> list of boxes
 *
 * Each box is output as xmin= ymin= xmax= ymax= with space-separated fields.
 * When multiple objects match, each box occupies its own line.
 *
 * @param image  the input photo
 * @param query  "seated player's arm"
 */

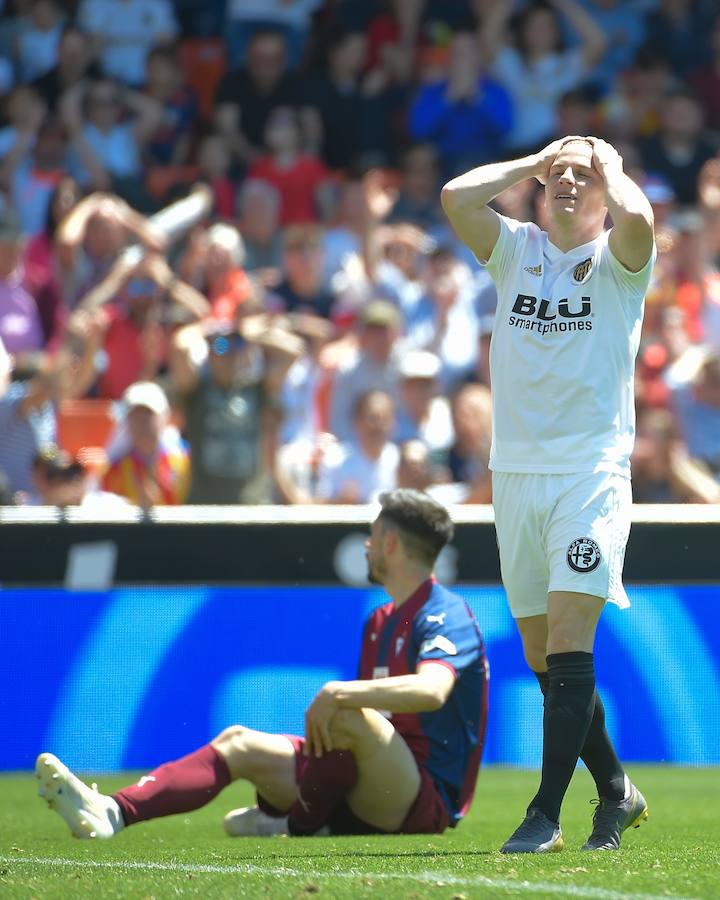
xmin=441 ymin=138 xmax=568 ymax=262
xmin=333 ymin=663 xmax=456 ymax=714
xmin=304 ymin=665 xmax=455 ymax=756
xmin=589 ymin=137 xmax=654 ymax=273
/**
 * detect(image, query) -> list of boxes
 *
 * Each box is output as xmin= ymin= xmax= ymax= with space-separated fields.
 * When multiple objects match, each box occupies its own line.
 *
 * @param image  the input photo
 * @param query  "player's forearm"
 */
xmin=330 ymin=675 xmax=447 ymax=714
xmin=441 ymin=155 xmax=539 ymax=214
xmin=604 ymin=170 xmax=654 ymax=228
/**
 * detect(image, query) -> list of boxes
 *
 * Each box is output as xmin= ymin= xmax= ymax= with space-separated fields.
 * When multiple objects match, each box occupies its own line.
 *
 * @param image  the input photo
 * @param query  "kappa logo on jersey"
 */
xmin=523 ymin=264 xmax=543 ymax=276
xmin=566 ymin=537 xmax=602 ymax=573
xmin=508 ymin=293 xmax=593 ymax=336
xmin=426 ymin=612 xmax=447 ymax=625
xmin=572 ymin=257 xmax=593 ymax=283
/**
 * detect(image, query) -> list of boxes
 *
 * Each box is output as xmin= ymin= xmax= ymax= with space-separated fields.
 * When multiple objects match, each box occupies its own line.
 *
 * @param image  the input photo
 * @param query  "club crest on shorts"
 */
xmin=566 ymin=537 xmax=601 ymax=573
xmin=572 ymin=257 xmax=593 ymax=283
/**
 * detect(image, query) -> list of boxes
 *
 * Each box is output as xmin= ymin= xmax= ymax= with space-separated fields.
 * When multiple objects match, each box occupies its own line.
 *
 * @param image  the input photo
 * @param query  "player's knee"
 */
xmin=211 ymin=724 xmax=248 ymax=761
xmin=547 ymin=621 xmax=591 ymax=654
xmin=329 ymin=708 xmax=372 ymax=748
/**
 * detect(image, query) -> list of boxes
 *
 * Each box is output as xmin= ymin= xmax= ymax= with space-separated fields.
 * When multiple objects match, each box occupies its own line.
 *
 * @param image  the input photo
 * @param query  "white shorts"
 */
xmin=492 ymin=470 xmax=632 ymax=619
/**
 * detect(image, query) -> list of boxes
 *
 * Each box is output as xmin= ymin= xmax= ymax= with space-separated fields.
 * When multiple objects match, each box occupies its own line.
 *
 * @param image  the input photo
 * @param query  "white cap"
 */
xmin=122 ymin=381 xmax=169 ymax=416
xmin=398 ymin=350 xmax=441 ymax=380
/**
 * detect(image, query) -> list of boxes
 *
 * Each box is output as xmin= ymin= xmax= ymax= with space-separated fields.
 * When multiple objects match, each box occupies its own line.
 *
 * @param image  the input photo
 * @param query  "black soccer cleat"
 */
xmin=582 ymin=775 xmax=648 ymax=851
xmin=500 ymin=807 xmax=564 ymax=853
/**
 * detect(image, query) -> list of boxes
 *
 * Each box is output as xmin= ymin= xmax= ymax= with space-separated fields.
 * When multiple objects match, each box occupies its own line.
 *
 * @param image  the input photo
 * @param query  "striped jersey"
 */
xmin=358 ymin=579 xmax=489 ymax=826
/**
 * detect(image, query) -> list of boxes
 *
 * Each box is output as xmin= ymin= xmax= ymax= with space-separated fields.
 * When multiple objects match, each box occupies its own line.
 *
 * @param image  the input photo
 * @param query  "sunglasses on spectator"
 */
xmin=209 ymin=333 xmax=246 ymax=356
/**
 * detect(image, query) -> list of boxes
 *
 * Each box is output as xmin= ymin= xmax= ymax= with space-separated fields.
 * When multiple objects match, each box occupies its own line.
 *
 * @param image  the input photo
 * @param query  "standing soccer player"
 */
xmin=442 ymin=135 xmax=655 ymax=853
xmin=36 ymin=489 xmax=488 ymax=841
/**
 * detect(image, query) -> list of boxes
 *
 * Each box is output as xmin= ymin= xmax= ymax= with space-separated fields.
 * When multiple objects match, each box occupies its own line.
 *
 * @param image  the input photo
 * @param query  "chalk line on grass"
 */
xmin=0 ymin=854 xmax=699 ymax=900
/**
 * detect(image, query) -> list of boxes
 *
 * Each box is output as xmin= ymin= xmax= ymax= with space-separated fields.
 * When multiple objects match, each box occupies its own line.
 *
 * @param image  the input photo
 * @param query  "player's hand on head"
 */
xmin=533 ymin=136 xmax=585 ymax=185
xmin=587 ymin=136 xmax=623 ymax=180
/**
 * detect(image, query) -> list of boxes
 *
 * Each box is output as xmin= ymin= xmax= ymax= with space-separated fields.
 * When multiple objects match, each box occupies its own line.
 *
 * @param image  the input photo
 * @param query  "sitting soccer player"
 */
xmin=36 ymin=489 xmax=489 ymax=839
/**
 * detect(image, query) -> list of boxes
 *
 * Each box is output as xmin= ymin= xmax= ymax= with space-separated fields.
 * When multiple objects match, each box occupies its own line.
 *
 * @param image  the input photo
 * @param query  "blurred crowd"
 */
xmin=1 ymin=0 xmax=720 ymax=510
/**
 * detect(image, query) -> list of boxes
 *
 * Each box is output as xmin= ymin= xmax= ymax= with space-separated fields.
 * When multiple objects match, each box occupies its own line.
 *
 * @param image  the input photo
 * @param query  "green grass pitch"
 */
xmin=1 ymin=766 xmax=717 ymax=899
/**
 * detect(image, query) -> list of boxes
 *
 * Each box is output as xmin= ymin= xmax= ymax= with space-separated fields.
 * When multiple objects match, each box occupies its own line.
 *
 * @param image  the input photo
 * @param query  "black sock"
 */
xmin=533 ymin=670 xmax=625 ymax=801
xmin=530 ymin=652 xmax=596 ymax=824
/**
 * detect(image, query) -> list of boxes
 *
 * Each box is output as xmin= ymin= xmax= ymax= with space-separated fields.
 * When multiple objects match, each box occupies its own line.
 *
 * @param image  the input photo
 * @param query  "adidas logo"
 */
xmin=524 ymin=264 xmax=543 ymax=276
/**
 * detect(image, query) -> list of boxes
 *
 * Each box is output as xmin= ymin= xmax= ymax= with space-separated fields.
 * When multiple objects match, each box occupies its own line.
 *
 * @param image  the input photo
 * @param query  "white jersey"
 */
xmin=485 ymin=216 xmax=656 ymax=476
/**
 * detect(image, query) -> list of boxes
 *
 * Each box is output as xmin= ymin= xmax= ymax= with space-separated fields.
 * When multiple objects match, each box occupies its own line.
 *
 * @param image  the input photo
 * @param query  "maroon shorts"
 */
xmin=285 ymin=735 xmax=450 ymax=835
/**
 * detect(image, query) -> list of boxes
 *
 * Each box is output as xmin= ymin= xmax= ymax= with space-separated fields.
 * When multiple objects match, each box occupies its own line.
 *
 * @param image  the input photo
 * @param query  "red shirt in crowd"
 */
xmin=249 ymin=155 xmax=329 ymax=225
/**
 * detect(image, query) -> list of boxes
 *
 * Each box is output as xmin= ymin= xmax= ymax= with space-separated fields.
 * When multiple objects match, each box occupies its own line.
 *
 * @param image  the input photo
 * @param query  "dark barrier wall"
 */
xmin=1 ymin=507 xmax=720 ymax=585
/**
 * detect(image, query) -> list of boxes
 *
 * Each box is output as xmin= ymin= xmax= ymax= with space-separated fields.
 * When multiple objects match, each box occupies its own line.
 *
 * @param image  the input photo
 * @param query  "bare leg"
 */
xmin=516 ymin=613 xmax=549 ymax=672
xmin=328 ymin=708 xmax=421 ymax=832
xmin=212 ymin=726 xmax=298 ymax=812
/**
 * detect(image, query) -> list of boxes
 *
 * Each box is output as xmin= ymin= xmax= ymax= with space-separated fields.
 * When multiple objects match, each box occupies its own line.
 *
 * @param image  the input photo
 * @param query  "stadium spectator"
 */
xmin=328 ymin=299 xmax=401 ymax=443
xmin=402 ymin=244 xmax=496 ymax=390
xmin=215 ymin=29 xmax=314 ymax=168
xmin=178 ymin=223 xmax=253 ymax=323
xmin=279 ymin=313 xmax=335 ymax=445
xmin=0 ymin=84 xmax=47 ymax=164
xmin=193 ymin=134 xmax=235 ymax=220
xmin=77 ymin=0 xmax=179 ymax=87
xmin=394 ymin=350 xmax=453 ymax=454
xmin=266 ymin=224 xmax=335 ymax=320
xmin=169 ymin=315 xmax=302 ymax=504
xmin=395 ymin=438 xmax=468 ymax=505
xmin=643 ymin=0 xmax=715 ymax=80
xmin=556 ymin=87 xmax=599 ymax=141
xmin=322 ymin=389 xmax=399 ymax=504
xmin=443 ymin=383 xmax=493 ymax=504
xmin=24 ymin=176 xmax=82 ymax=292
xmin=102 ymin=380 xmax=190 ymax=507
xmin=408 ymin=31 xmax=512 ymax=178
xmin=667 ymin=347 xmax=720 ymax=477
xmin=36 ymin=489 xmax=488 ymax=840
xmin=639 ymin=88 xmax=717 ymax=206
xmin=249 ymin=107 xmax=332 ymax=227
xmin=224 ymin=0 xmax=322 ymax=70
xmin=143 ymin=47 xmax=197 ymax=168
xmin=688 ymin=13 xmax=720 ymax=135
xmin=304 ymin=26 xmax=404 ymax=170
xmin=31 ymin=25 xmax=99 ymax=112
xmin=56 ymin=191 xmax=165 ymax=306
xmin=16 ymin=0 xmax=63 ymax=85
xmin=0 ymin=210 xmax=45 ymax=355
xmin=573 ymin=0 xmax=647 ymax=95
xmin=481 ymin=0 xmax=605 ymax=154
xmin=59 ymin=78 xmax=164 ymax=197
xmin=274 ymin=430 xmax=344 ymax=505
xmin=28 ymin=443 xmax=130 ymax=510
xmin=0 ymin=354 xmax=57 ymax=495
xmin=73 ymin=251 xmax=208 ymax=400
xmin=631 ymin=407 xmax=720 ymax=504
xmin=236 ymin=179 xmax=284 ymax=273
xmin=386 ymin=144 xmax=444 ymax=234
xmin=1 ymin=115 xmax=70 ymax=240
xmin=322 ymin=172 xmax=395 ymax=299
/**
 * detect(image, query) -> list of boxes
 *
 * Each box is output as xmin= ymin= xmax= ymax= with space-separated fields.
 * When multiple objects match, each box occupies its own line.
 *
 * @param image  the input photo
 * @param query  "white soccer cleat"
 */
xmin=35 ymin=752 xmax=124 ymax=840
xmin=223 ymin=806 xmax=289 ymax=837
